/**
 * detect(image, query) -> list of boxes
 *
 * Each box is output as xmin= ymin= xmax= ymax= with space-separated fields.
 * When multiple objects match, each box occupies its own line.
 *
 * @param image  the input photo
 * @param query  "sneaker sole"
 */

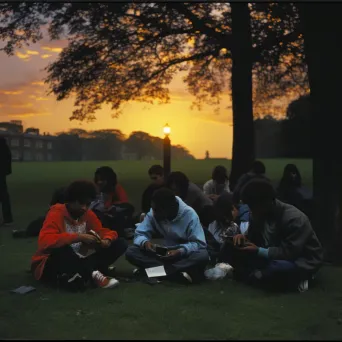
xmin=102 ymin=281 xmax=120 ymax=289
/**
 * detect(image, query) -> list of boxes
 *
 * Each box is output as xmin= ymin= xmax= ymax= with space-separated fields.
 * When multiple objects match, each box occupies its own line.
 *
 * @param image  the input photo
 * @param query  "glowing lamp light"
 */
xmin=163 ymin=123 xmax=171 ymax=136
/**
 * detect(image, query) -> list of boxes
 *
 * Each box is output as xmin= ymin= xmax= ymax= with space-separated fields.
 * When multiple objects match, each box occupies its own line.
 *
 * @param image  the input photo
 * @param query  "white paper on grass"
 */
xmin=145 ymin=266 xmax=167 ymax=278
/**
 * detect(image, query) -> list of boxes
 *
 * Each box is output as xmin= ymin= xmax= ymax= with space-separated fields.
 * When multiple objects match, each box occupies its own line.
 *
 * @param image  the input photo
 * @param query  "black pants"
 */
xmin=126 ymin=245 xmax=209 ymax=282
xmin=219 ymin=242 xmax=311 ymax=291
xmin=0 ymin=176 xmax=13 ymax=223
xmin=42 ymin=238 xmax=128 ymax=284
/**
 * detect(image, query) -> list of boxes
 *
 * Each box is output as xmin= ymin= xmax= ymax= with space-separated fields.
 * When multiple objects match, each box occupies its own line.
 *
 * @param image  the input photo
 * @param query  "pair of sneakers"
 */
xmin=60 ymin=270 xmax=119 ymax=290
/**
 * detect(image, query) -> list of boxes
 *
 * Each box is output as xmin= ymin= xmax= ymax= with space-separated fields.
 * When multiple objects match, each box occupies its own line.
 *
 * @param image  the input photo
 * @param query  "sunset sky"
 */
xmin=0 ymin=37 xmax=234 ymax=159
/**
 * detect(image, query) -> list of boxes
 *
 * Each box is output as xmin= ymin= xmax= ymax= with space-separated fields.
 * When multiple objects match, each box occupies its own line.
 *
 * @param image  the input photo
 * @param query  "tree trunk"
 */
xmin=229 ymin=3 xmax=255 ymax=190
xmin=299 ymin=3 xmax=342 ymax=263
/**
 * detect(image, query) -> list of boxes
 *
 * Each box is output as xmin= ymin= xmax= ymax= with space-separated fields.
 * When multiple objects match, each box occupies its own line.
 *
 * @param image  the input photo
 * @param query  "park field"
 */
xmin=2 ymin=158 xmax=342 ymax=340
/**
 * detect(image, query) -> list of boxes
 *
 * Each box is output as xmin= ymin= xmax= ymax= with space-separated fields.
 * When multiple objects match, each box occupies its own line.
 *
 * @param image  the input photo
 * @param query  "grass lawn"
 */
xmin=2 ymin=158 xmax=342 ymax=339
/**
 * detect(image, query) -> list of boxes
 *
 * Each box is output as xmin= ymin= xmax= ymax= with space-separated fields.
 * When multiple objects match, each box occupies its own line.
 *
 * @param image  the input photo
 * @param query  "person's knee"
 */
xmin=125 ymin=245 xmax=141 ymax=262
xmin=189 ymin=249 xmax=209 ymax=265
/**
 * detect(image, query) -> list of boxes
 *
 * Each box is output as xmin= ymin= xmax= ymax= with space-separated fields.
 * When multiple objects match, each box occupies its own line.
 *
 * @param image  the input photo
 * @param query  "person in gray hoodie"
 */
xmin=223 ymin=179 xmax=323 ymax=292
xmin=125 ymin=188 xmax=209 ymax=284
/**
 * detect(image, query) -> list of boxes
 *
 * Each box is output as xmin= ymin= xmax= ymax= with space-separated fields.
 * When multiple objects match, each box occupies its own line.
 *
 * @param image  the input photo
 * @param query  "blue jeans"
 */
xmin=219 ymin=243 xmax=304 ymax=290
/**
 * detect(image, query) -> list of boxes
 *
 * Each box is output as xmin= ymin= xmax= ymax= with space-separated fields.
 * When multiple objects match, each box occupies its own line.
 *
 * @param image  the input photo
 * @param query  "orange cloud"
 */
xmin=29 ymin=95 xmax=48 ymax=101
xmin=15 ymin=52 xmax=30 ymax=60
xmin=9 ymin=112 xmax=51 ymax=118
xmin=11 ymin=103 xmax=34 ymax=109
xmin=41 ymin=46 xmax=63 ymax=53
xmin=41 ymin=54 xmax=52 ymax=59
xmin=0 ymin=90 xmax=23 ymax=95
xmin=26 ymin=50 xmax=40 ymax=55
xmin=31 ymin=81 xmax=45 ymax=86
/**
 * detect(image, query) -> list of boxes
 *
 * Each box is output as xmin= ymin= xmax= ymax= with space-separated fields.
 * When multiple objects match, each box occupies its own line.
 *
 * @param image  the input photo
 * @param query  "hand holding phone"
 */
xmin=89 ymin=230 xmax=101 ymax=243
xmin=155 ymin=245 xmax=168 ymax=257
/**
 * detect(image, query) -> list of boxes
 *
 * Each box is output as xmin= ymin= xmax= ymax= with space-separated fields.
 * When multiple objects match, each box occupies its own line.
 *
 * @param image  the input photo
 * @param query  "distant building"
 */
xmin=0 ymin=120 xmax=56 ymax=162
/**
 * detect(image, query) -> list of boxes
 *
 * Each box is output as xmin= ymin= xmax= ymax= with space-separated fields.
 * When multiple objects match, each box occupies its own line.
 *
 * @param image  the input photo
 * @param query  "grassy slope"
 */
xmin=2 ymin=159 xmax=342 ymax=340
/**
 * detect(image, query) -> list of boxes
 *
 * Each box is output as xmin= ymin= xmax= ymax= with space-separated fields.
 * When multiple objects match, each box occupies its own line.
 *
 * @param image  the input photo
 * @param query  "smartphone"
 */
xmin=89 ymin=230 xmax=101 ymax=242
xmin=155 ymin=246 xmax=168 ymax=256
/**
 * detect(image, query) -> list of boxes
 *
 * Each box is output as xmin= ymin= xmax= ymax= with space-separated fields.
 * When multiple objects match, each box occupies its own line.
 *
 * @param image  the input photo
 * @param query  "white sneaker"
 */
xmin=92 ymin=270 xmax=119 ymax=289
xmin=181 ymin=272 xmax=193 ymax=284
xmin=298 ymin=279 xmax=309 ymax=293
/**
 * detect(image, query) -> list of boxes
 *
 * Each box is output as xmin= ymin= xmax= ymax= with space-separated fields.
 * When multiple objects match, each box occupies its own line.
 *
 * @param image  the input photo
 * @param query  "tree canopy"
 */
xmin=0 ymin=2 xmax=305 ymax=121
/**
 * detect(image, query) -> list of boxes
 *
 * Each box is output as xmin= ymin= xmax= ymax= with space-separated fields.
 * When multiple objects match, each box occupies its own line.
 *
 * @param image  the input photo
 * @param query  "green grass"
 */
xmin=2 ymin=158 xmax=342 ymax=340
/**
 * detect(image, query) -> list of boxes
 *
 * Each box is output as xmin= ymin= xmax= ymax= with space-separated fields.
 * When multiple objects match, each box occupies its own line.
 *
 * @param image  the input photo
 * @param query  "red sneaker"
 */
xmin=92 ymin=270 xmax=119 ymax=289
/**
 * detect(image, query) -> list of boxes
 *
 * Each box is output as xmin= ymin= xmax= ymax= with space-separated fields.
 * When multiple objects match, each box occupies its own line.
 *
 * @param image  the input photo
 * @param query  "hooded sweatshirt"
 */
xmin=31 ymin=204 xmax=117 ymax=280
xmin=249 ymin=200 xmax=323 ymax=273
xmin=133 ymin=196 xmax=207 ymax=256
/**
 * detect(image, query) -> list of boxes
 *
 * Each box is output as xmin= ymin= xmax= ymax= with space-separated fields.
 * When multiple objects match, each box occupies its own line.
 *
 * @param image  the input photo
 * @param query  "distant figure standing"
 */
xmin=203 ymin=165 xmax=230 ymax=202
xmin=205 ymin=151 xmax=210 ymax=160
xmin=277 ymin=164 xmax=313 ymax=219
xmin=0 ymin=137 xmax=13 ymax=226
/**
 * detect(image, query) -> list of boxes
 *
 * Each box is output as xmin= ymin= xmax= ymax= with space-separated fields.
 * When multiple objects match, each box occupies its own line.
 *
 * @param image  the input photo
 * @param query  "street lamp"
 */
xmin=163 ymin=123 xmax=171 ymax=177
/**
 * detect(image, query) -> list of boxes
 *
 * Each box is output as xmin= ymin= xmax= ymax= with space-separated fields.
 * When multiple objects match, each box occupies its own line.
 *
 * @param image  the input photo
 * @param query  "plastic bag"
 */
xmin=204 ymin=263 xmax=234 ymax=280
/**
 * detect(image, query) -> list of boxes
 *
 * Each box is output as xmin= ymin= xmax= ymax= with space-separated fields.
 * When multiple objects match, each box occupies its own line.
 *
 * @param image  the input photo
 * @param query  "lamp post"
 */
xmin=163 ymin=123 xmax=171 ymax=177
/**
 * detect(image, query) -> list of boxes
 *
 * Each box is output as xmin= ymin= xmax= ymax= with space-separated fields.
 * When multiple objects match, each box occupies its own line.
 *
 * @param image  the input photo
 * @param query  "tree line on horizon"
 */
xmin=54 ymin=129 xmax=195 ymax=161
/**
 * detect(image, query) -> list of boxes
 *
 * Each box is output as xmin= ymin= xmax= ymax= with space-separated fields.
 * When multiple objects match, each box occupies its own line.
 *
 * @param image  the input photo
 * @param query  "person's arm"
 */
xmin=38 ymin=211 xmax=79 ymax=250
xmin=178 ymin=214 xmax=207 ymax=256
xmin=86 ymin=210 xmax=118 ymax=241
xmin=257 ymin=216 xmax=314 ymax=260
xmin=113 ymin=184 xmax=129 ymax=204
xmin=133 ymin=210 xmax=156 ymax=248
xmin=203 ymin=180 xmax=212 ymax=195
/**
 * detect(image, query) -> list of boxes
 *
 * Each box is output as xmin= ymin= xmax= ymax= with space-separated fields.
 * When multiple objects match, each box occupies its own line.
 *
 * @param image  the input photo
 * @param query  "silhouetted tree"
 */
xmin=280 ymin=94 xmax=311 ymax=158
xmin=298 ymin=3 xmax=342 ymax=262
xmin=0 ymin=3 xmax=303 ymax=183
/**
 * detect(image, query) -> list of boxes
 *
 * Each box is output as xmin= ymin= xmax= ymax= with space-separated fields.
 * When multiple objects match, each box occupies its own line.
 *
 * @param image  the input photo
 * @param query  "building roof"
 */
xmin=0 ymin=130 xmax=56 ymax=140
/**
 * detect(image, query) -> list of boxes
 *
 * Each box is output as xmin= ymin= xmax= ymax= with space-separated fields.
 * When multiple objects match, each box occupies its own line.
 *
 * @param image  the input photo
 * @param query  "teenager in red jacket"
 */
xmin=31 ymin=180 xmax=127 ymax=291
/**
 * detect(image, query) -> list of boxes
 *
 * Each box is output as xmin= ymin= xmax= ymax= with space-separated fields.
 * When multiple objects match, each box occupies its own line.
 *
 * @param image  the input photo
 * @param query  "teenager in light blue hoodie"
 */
xmin=125 ymin=188 xmax=209 ymax=284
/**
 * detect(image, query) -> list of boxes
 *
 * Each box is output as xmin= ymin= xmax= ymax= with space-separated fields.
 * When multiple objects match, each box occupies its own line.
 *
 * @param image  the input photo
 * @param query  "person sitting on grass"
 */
xmin=205 ymin=192 xmax=242 ymax=265
xmin=203 ymin=165 xmax=230 ymax=202
xmin=233 ymin=160 xmax=268 ymax=201
xmin=125 ymin=188 xmax=209 ymax=284
xmin=91 ymin=166 xmax=135 ymax=238
xmin=221 ymin=179 xmax=323 ymax=292
xmin=141 ymin=165 xmax=165 ymax=215
xmin=166 ymin=171 xmax=214 ymax=228
xmin=31 ymin=180 xmax=128 ymax=291
xmin=277 ymin=164 xmax=313 ymax=219
xmin=13 ymin=186 xmax=67 ymax=239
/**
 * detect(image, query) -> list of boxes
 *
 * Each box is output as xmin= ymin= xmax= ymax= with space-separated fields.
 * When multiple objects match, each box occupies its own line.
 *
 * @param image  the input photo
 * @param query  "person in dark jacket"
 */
xmin=141 ymin=165 xmax=164 ymax=214
xmin=233 ymin=160 xmax=268 ymax=202
xmin=232 ymin=160 xmax=269 ymax=226
xmin=222 ymin=179 xmax=323 ymax=292
xmin=277 ymin=164 xmax=313 ymax=219
xmin=0 ymin=137 xmax=13 ymax=226
xmin=166 ymin=171 xmax=214 ymax=228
